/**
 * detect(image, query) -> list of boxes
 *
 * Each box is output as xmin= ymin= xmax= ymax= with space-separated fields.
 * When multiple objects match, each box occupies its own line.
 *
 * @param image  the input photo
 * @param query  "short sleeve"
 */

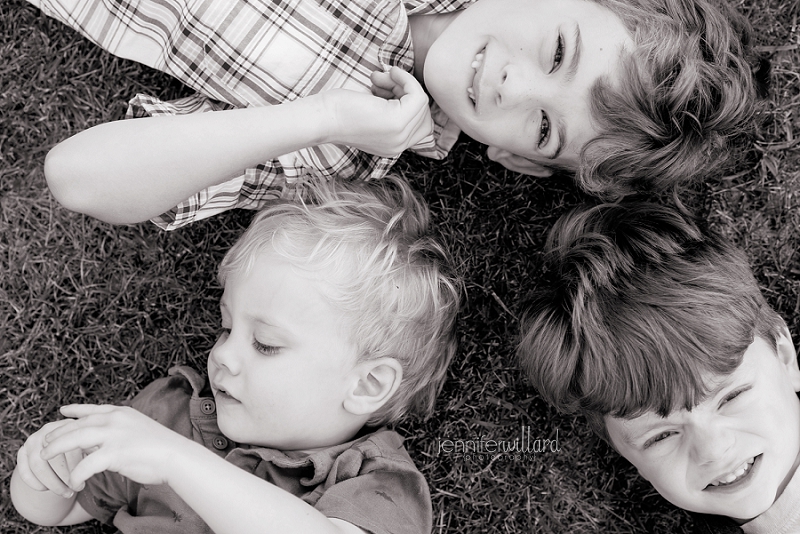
xmin=315 ymin=469 xmax=432 ymax=534
xmin=75 ymin=468 xmax=132 ymax=524
xmin=311 ymin=432 xmax=432 ymax=534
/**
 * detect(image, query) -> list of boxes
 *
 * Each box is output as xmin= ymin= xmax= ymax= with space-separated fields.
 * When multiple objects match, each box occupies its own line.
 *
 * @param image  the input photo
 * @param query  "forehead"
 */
xmin=222 ymin=251 xmax=336 ymax=311
xmin=605 ymin=339 xmax=781 ymax=446
xmin=470 ymin=0 xmax=621 ymax=21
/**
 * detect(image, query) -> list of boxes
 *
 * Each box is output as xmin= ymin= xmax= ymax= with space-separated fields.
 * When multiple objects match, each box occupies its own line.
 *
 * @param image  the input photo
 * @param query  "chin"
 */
xmin=215 ymin=417 xmax=244 ymax=442
xmin=692 ymin=497 xmax=772 ymax=523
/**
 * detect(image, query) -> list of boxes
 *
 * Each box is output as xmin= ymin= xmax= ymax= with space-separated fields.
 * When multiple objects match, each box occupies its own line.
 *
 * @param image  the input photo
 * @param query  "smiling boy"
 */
xmin=606 ymin=336 xmax=800 ymax=525
xmin=11 ymin=176 xmax=462 ymax=534
xmin=421 ymin=0 xmax=632 ymax=169
xmin=517 ymin=202 xmax=800 ymax=532
xmin=30 ymin=0 xmax=762 ymax=228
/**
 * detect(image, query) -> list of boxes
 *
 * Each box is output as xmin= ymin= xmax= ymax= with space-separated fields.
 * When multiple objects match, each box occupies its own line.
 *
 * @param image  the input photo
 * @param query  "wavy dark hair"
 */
xmin=577 ymin=0 xmax=769 ymax=198
xmin=517 ymin=202 xmax=784 ymax=442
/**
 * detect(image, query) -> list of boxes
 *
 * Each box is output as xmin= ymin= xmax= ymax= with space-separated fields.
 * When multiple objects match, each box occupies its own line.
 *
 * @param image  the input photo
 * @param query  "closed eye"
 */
xmin=253 ymin=339 xmax=280 ymax=355
xmin=644 ymin=430 xmax=676 ymax=449
xmin=721 ymin=386 xmax=751 ymax=406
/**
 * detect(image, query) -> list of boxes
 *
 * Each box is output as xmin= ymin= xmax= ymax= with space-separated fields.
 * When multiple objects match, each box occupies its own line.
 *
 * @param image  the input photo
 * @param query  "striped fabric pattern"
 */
xmin=29 ymin=0 xmax=470 ymax=229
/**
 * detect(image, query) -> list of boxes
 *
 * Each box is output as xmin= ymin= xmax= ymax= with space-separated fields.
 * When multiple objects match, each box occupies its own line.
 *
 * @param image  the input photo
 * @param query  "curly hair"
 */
xmin=579 ymin=0 xmax=769 ymax=198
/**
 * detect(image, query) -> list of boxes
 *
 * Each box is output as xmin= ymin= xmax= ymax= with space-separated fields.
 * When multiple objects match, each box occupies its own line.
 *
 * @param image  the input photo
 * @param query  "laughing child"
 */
xmin=517 ymin=202 xmax=800 ymax=533
xmin=28 ymin=0 xmax=766 ymax=229
xmin=11 ymin=175 xmax=462 ymax=534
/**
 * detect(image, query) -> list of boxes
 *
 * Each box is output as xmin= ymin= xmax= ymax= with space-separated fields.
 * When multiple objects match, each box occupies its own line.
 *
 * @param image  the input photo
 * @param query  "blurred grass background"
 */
xmin=1 ymin=0 xmax=798 ymax=531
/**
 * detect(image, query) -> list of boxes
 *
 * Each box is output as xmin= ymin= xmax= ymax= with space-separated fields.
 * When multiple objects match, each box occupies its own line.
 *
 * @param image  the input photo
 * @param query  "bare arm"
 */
xmin=46 ymin=68 xmax=432 ymax=225
xmin=41 ymin=404 xmax=369 ymax=534
xmin=167 ymin=439 xmax=367 ymax=534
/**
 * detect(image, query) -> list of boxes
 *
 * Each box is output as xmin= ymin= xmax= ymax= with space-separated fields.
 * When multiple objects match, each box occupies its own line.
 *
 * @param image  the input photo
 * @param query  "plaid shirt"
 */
xmin=29 ymin=0 xmax=471 ymax=229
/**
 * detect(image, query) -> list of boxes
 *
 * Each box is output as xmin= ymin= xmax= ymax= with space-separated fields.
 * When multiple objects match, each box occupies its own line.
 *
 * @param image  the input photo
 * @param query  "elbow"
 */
xmin=44 ymin=144 xmax=130 ymax=224
xmin=45 ymin=143 xmax=94 ymax=216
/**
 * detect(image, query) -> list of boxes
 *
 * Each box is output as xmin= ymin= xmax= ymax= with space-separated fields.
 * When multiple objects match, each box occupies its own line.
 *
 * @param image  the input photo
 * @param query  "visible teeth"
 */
xmin=467 ymin=87 xmax=475 ymax=103
xmin=711 ymin=458 xmax=755 ymax=487
xmin=471 ymin=53 xmax=484 ymax=70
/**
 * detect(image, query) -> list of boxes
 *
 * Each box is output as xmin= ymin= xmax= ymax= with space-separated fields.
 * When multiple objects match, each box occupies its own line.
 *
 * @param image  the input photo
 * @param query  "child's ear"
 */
xmin=343 ymin=358 xmax=403 ymax=417
xmin=776 ymin=327 xmax=800 ymax=392
xmin=486 ymin=147 xmax=554 ymax=177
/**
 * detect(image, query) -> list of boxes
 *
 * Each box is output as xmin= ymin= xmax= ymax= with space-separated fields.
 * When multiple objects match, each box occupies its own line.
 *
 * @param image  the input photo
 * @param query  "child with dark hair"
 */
xmin=28 ymin=0 xmax=766 ymax=229
xmin=11 ymin=175 xmax=462 ymax=534
xmin=518 ymin=202 xmax=800 ymax=533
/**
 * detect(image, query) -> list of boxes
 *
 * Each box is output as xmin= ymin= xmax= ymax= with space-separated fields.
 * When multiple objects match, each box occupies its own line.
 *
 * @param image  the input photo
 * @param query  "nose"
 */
xmin=689 ymin=420 xmax=736 ymax=465
xmin=210 ymin=331 xmax=242 ymax=375
xmin=496 ymin=62 xmax=551 ymax=110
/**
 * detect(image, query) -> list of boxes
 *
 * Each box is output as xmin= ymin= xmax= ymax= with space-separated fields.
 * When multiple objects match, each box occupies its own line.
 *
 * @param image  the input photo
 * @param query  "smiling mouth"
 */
xmin=705 ymin=456 xmax=758 ymax=489
xmin=467 ymin=47 xmax=486 ymax=107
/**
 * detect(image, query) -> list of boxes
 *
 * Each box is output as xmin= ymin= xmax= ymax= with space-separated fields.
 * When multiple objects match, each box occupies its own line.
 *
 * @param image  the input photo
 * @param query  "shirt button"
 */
xmin=200 ymin=399 xmax=216 ymax=415
xmin=212 ymin=436 xmax=228 ymax=450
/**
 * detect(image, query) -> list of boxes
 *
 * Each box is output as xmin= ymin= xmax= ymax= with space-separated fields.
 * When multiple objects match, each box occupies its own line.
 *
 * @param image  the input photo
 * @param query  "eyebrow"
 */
xmin=566 ymin=25 xmax=582 ymax=83
xmin=219 ymin=300 xmax=287 ymax=332
xmin=704 ymin=374 xmax=737 ymax=401
xmin=551 ymin=119 xmax=566 ymax=160
xmin=548 ymin=26 xmax=581 ymax=161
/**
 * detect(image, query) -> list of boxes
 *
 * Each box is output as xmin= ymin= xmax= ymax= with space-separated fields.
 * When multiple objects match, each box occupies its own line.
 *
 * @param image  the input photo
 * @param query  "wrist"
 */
xmin=163 ymin=438 xmax=216 ymax=489
xmin=314 ymin=90 xmax=349 ymax=146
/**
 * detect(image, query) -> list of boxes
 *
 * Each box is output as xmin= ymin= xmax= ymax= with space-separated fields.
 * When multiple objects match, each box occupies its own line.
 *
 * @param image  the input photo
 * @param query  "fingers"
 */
xmin=43 ymin=424 xmax=101 ymax=459
xmin=16 ymin=447 xmax=48 ymax=491
xmin=371 ymin=67 xmax=427 ymax=101
xmin=17 ymin=444 xmax=74 ymax=497
xmin=64 ymin=450 xmax=112 ymax=491
xmin=42 ymin=405 xmax=120 ymax=458
xmin=370 ymin=71 xmax=397 ymax=99
xmin=390 ymin=67 xmax=426 ymax=101
xmin=60 ymin=403 xmax=116 ymax=418
xmin=46 ymin=405 xmax=121 ymax=445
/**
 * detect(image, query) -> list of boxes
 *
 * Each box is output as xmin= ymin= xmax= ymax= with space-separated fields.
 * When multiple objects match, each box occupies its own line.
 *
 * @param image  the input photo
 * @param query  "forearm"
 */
xmin=45 ymin=94 xmax=332 ymax=224
xmin=167 ymin=441 xmax=354 ymax=534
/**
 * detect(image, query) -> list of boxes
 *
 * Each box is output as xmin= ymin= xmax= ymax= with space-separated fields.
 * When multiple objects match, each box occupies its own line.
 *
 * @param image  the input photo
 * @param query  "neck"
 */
xmin=408 ymin=12 xmax=460 ymax=84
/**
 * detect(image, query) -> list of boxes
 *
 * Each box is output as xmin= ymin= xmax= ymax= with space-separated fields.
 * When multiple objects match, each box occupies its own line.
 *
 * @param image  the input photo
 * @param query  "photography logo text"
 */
xmin=436 ymin=426 xmax=561 ymax=462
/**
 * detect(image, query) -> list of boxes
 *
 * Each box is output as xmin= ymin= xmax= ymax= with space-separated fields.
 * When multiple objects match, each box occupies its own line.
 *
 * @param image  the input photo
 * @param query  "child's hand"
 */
xmin=16 ymin=419 xmax=83 ymax=499
xmin=39 ymin=404 xmax=191 ymax=491
xmin=325 ymin=67 xmax=433 ymax=157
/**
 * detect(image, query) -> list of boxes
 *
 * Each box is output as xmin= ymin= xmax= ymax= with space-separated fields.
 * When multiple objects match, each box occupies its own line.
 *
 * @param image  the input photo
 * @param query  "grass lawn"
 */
xmin=1 ymin=0 xmax=798 ymax=531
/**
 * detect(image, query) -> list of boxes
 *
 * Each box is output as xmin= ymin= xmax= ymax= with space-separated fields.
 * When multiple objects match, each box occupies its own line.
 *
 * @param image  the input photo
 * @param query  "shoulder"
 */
xmin=314 ymin=429 xmax=432 ymax=534
xmin=345 ymin=428 xmax=419 ymax=472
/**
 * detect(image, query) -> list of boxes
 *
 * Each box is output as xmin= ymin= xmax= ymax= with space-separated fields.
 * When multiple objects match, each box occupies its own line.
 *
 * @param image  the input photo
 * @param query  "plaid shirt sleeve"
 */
xmin=127 ymin=93 xmax=403 ymax=229
xmin=28 ymin=0 xmax=474 ymax=229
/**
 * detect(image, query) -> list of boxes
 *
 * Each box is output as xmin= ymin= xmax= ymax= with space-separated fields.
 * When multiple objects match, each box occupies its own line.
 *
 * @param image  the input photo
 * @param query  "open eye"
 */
xmin=253 ymin=339 xmax=280 ymax=356
xmin=538 ymin=112 xmax=551 ymax=148
xmin=550 ymin=33 xmax=564 ymax=74
xmin=644 ymin=430 xmax=676 ymax=449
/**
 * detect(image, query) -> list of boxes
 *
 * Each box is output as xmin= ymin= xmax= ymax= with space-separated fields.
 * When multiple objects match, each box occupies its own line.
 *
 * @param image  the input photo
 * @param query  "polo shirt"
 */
xmin=77 ymin=366 xmax=433 ymax=534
